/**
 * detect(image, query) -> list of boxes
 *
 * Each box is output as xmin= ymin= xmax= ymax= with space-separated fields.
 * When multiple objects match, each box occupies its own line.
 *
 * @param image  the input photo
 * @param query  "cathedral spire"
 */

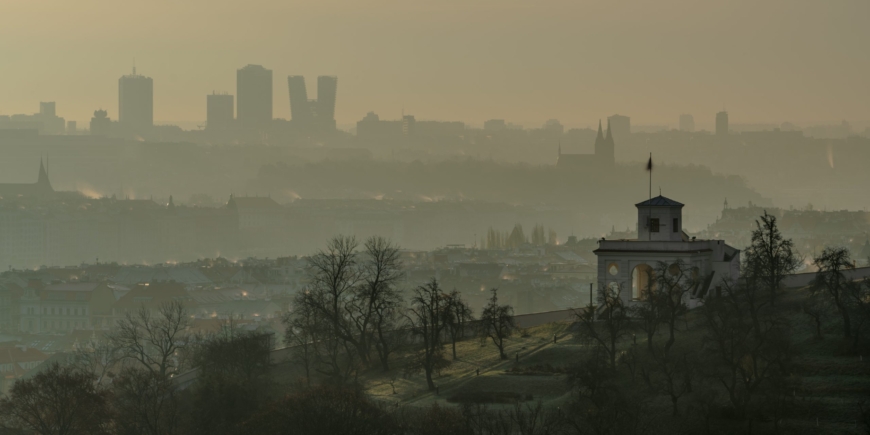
xmin=35 ymin=158 xmax=54 ymax=195
xmin=38 ymin=159 xmax=50 ymax=185
xmin=594 ymin=120 xmax=604 ymax=148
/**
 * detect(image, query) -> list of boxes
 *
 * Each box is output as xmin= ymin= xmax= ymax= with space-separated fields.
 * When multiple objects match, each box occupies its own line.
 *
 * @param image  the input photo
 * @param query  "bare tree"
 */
xmin=810 ymin=247 xmax=855 ymax=339
xmin=353 ymin=236 xmax=404 ymax=370
xmin=0 ymin=363 xmax=112 ymax=435
xmin=444 ymin=289 xmax=474 ymax=359
xmin=640 ymin=350 xmax=697 ymax=417
xmin=72 ymin=337 xmax=123 ymax=385
xmin=801 ymin=290 xmax=828 ymax=340
xmin=479 ymin=288 xmax=516 ymax=360
xmin=298 ymin=235 xmax=366 ymax=363
xmin=700 ymin=280 xmax=793 ymax=427
xmin=575 ymin=283 xmax=632 ymax=370
xmin=743 ymin=211 xmax=801 ymax=307
xmin=406 ymin=278 xmax=448 ymax=391
xmin=112 ymin=299 xmax=190 ymax=379
xmin=282 ymin=302 xmax=320 ymax=385
xmin=112 ymin=367 xmax=180 ymax=435
xmin=652 ymin=260 xmax=694 ymax=353
xmin=192 ymin=319 xmax=273 ymax=384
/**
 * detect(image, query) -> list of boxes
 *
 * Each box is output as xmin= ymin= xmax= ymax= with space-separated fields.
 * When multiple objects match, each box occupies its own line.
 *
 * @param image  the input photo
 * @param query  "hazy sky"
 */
xmin=1 ymin=0 xmax=868 ymax=130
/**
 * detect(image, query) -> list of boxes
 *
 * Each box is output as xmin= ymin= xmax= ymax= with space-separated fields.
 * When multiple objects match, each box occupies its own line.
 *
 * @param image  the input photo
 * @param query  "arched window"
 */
xmin=631 ymin=264 xmax=654 ymax=300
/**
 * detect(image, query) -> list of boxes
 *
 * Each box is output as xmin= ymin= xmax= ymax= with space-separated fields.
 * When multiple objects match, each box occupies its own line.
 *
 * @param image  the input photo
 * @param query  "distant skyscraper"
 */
xmin=286 ymin=75 xmax=337 ymax=131
xmin=36 ymin=101 xmax=65 ymax=134
xmin=316 ymin=76 xmax=337 ymax=130
xmin=39 ymin=102 xmax=56 ymax=117
xmin=66 ymin=120 xmax=76 ymax=134
xmin=679 ymin=114 xmax=695 ymax=132
xmin=607 ymin=114 xmax=631 ymax=140
xmin=206 ymin=93 xmax=234 ymax=130
xmin=237 ymin=64 xmax=273 ymax=126
xmin=402 ymin=115 xmax=416 ymax=137
xmin=716 ymin=111 xmax=729 ymax=136
xmin=287 ymin=75 xmax=311 ymax=125
xmin=119 ymin=68 xmax=153 ymax=130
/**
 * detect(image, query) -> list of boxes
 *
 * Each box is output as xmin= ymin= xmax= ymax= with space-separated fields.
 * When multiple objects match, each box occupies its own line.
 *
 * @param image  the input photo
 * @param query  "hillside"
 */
xmin=269 ymin=288 xmax=869 ymax=434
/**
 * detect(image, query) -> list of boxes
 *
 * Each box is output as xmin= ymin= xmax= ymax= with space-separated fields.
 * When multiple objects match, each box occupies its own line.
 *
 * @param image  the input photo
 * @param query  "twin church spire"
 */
xmin=594 ymin=119 xmax=615 ymax=148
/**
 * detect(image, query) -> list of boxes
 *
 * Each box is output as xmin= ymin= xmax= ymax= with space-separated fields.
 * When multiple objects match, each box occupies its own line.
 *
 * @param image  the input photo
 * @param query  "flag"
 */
xmin=646 ymin=155 xmax=653 ymax=171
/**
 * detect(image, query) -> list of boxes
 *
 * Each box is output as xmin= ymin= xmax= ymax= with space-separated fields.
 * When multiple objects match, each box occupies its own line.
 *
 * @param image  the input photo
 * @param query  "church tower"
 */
xmin=603 ymin=120 xmax=616 ymax=166
xmin=594 ymin=120 xmax=616 ymax=167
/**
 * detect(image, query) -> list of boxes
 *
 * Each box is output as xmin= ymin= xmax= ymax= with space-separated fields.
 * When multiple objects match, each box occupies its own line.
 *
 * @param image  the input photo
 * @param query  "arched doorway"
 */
xmin=631 ymin=264 xmax=654 ymax=300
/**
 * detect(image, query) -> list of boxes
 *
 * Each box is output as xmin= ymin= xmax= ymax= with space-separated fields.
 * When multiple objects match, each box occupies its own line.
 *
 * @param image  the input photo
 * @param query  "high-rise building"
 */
xmin=402 ymin=115 xmax=416 ymax=137
xmin=316 ymin=76 xmax=337 ymax=130
xmin=287 ymin=76 xmax=311 ymax=124
xmin=716 ymin=111 xmax=729 ymax=136
xmin=39 ymin=102 xmax=56 ymax=117
xmin=286 ymin=75 xmax=337 ymax=131
xmin=66 ymin=120 xmax=76 ymax=134
xmin=679 ymin=114 xmax=695 ymax=132
xmin=119 ymin=68 xmax=153 ymax=130
xmin=237 ymin=64 xmax=273 ymax=126
xmin=607 ymin=114 xmax=631 ymax=140
xmin=206 ymin=93 xmax=234 ymax=130
xmin=35 ymin=102 xmax=65 ymax=134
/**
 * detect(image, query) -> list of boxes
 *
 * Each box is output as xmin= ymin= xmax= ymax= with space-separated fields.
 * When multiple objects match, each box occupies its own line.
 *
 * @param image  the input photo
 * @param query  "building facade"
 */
xmin=679 ymin=114 xmax=695 ymax=132
xmin=206 ymin=93 xmax=234 ymax=130
xmin=287 ymin=75 xmax=337 ymax=131
xmin=237 ymin=64 xmax=273 ymax=126
xmin=594 ymin=195 xmax=740 ymax=307
xmin=557 ymin=120 xmax=616 ymax=169
xmin=716 ymin=111 xmax=729 ymax=136
xmin=607 ymin=114 xmax=631 ymax=141
xmin=118 ymin=68 xmax=154 ymax=130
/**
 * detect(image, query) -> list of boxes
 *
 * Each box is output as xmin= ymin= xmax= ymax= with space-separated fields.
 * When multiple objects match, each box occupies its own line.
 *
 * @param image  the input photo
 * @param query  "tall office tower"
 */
xmin=716 ymin=111 xmax=729 ymax=136
xmin=287 ymin=75 xmax=312 ymax=124
xmin=39 ymin=102 xmax=56 ymax=117
xmin=206 ymin=92 xmax=234 ymax=130
xmin=679 ymin=114 xmax=695 ymax=132
xmin=316 ymin=76 xmax=338 ymax=130
xmin=118 ymin=67 xmax=153 ymax=130
xmin=607 ymin=114 xmax=631 ymax=140
xmin=236 ymin=64 xmax=273 ymax=126
xmin=66 ymin=120 xmax=76 ymax=134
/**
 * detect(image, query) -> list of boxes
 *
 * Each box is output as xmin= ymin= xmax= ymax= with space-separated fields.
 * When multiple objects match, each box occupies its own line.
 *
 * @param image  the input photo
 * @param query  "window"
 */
xmin=649 ymin=218 xmax=660 ymax=233
xmin=673 ymin=218 xmax=679 ymax=233
xmin=631 ymin=264 xmax=654 ymax=300
xmin=607 ymin=262 xmax=619 ymax=276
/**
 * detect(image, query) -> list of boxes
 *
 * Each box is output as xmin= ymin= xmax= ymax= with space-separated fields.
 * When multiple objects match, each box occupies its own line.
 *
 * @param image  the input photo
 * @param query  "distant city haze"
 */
xmin=2 ymin=0 xmax=868 ymax=129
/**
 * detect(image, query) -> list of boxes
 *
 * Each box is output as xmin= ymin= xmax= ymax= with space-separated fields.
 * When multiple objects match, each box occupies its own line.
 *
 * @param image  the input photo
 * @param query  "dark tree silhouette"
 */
xmin=479 ymin=289 xmax=516 ymax=360
xmin=810 ymin=247 xmax=855 ymax=339
xmin=0 ymin=363 xmax=112 ymax=435
xmin=406 ymin=278 xmax=448 ymax=391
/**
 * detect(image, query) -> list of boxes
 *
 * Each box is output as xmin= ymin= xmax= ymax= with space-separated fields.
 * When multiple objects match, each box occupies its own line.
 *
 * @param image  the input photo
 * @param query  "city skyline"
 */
xmin=1 ymin=0 xmax=868 ymax=130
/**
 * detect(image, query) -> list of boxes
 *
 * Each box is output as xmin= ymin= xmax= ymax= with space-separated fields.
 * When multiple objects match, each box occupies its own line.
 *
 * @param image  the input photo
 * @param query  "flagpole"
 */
xmin=648 ymin=153 xmax=652 ymax=241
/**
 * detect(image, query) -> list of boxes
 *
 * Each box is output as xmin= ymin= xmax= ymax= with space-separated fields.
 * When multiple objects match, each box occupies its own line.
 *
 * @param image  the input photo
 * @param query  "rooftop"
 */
xmin=635 ymin=195 xmax=684 ymax=207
